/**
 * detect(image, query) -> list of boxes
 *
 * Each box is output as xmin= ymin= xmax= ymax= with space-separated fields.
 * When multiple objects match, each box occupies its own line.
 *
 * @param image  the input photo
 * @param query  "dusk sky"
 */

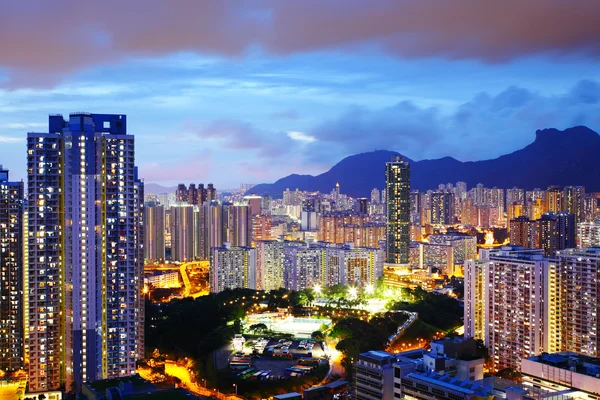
xmin=2 ymin=1 xmax=600 ymax=189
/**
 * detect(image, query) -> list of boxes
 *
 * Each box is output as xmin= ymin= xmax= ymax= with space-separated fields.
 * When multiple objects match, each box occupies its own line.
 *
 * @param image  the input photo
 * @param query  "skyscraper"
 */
xmin=546 ymin=186 xmax=563 ymax=213
xmin=577 ymin=220 xmax=600 ymax=248
xmin=145 ymin=204 xmax=165 ymax=262
xmin=564 ymin=186 xmax=585 ymax=223
xmin=27 ymin=113 xmax=144 ymax=392
xmin=385 ymin=156 xmax=410 ymax=264
xmin=0 ymin=166 xmax=24 ymax=372
xmin=170 ymin=205 xmax=195 ymax=262
xmin=465 ymin=247 xmax=547 ymax=371
xmin=210 ymin=243 xmax=256 ymax=293
xmin=548 ymin=248 xmax=600 ymax=357
xmin=430 ymin=191 xmax=453 ymax=225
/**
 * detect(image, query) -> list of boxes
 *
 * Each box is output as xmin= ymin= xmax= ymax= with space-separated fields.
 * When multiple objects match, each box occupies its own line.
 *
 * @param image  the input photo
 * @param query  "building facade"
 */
xmin=144 ymin=204 xmax=165 ymax=262
xmin=209 ymin=244 xmax=256 ymax=293
xmin=27 ymin=113 xmax=144 ymax=392
xmin=0 ymin=166 xmax=24 ymax=371
xmin=385 ymin=156 xmax=410 ymax=265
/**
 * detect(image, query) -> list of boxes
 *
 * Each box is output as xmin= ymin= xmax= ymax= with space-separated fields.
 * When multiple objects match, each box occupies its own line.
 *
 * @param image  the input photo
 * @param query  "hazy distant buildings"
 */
xmin=386 ymin=156 xmax=410 ymax=264
xmin=27 ymin=113 xmax=144 ymax=392
xmin=0 ymin=166 xmax=24 ymax=372
xmin=176 ymin=183 xmax=216 ymax=205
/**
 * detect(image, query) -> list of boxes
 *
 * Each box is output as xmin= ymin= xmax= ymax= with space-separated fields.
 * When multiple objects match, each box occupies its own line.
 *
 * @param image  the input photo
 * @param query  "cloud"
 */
xmin=3 ymin=1 xmax=600 ymax=87
xmin=139 ymin=152 xmax=213 ymax=182
xmin=188 ymin=119 xmax=294 ymax=158
xmin=271 ymin=109 xmax=300 ymax=119
xmin=0 ymin=136 xmax=22 ymax=143
xmin=287 ymin=131 xmax=316 ymax=143
xmin=301 ymin=79 xmax=600 ymax=162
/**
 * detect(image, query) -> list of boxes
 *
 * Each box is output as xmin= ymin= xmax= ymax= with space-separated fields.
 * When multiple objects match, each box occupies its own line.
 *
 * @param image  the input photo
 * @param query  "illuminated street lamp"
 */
xmin=348 ymin=287 xmax=357 ymax=299
xmin=314 ymin=284 xmax=321 ymax=295
xmin=233 ymin=383 xmax=237 ymax=395
xmin=365 ymin=284 xmax=374 ymax=294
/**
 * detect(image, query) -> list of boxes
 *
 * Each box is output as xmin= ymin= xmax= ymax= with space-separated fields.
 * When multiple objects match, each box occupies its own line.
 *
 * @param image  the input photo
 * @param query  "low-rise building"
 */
xmin=521 ymin=352 xmax=600 ymax=398
xmin=355 ymin=351 xmax=397 ymax=400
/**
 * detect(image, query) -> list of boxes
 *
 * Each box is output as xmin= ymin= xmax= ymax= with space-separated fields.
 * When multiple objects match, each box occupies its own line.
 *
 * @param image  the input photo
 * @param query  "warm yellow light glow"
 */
xmin=348 ymin=287 xmax=358 ymax=298
xmin=314 ymin=284 xmax=321 ymax=294
xmin=365 ymin=284 xmax=374 ymax=294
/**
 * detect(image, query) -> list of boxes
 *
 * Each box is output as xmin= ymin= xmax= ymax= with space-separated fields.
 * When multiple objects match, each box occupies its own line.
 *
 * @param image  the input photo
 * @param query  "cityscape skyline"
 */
xmin=3 ymin=2 xmax=600 ymax=399
xmin=2 ymin=2 xmax=600 ymax=187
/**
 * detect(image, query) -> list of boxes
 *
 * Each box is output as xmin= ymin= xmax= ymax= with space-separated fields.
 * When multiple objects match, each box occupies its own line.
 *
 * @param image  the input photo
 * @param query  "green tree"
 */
xmin=248 ymin=323 xmax=268 ymax=334
xmin=311 ymin=331 xmax=324 ymax=340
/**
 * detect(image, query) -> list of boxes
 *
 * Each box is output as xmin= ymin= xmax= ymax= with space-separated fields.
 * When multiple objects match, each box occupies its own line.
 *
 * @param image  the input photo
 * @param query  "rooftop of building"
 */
xmin=525 ymin=351 xmax=600 ymax=377
xmin=359 ymin=350 xmax=397 ymax=364
xmin=489 ymin=245 xmax=546 ymax=261
xmin=273 ymin=393 xmax=303 ymax=399
xmin=557 ymin=247 xmax=600 ymax=256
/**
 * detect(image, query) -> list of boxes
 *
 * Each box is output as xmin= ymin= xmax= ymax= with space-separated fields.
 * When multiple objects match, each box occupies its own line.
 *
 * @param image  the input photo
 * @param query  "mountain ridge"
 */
xmin=250 ymin=126 xmax=600 ymax=197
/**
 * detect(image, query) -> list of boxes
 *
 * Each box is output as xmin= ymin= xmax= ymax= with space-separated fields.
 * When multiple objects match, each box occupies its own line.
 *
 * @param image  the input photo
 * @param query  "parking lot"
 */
xmin=233 ymin=338 xmax=328 ymax=379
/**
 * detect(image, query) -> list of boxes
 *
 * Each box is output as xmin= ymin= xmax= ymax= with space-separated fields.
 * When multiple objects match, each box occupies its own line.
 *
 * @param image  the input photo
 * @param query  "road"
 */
xmin=165 ymin=361 xmax=243 ymax=400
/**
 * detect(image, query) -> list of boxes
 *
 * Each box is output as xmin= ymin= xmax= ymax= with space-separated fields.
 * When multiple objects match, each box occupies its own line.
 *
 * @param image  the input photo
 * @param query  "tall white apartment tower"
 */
xmin=464 ymin=246 xmax=548 ymax=371
xmin=27 ymin=113 xmax=144 ymax=393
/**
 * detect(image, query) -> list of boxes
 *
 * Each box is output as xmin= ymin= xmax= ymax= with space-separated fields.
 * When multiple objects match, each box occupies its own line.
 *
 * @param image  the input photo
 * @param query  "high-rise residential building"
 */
xmin=506 ymin=187 xmax=525 ymax=207
xmin=537 ymin=213 xmax=559 ymax=256
xmin=547 ymin=248 xmax=600 ymax=357
xmin=546 ymin=186 xmax=563 ymax=214
xmin=0 ymin=166 xmax=24 ymax=372
xmin=170 ymin=205 xmax=195 ymax=262
xmin=370 ymin=188 xmax=380 ymax=204
xmin=206 ymin=183 xmax=216 ymax=203
xmin=464 ymin=247 xmax=547 ymax=371
xmin=509 ymin=216 xmax=538 ymax=249
xmin=145 ymin=204 xmax=165 ymax=261
xmin=255 ymin=240 xmax=285 ymax=291
xmin=176 ymin=184 xmax=188 ymax=203
xmin=385 ymin=156 xmax=410 ymax=265
xmin=430 ymin=191 xmax=453 ymax=225
xmin=464 ymin=258 xmax=487 ymax=342
xmin=355 ymin=198 xmax=368 ymax=215
xmin=556 ymin=211 xmax=576 ymax=250
xmin=283 ymin=243 xmax=325 ymax=291
xmin=324 ymin=244 xmax=384 ymax=287
xmin=577 ymin=220 xmax=600 ymax=248
xmin=252 ymin=214 xmax=273 ymax=243
xmin=244 ymin=195 xmax=262 ymax=215
xmin=564 ymin=186 xmax=585 ymax=223
xmin=429 ymin=233 xmax=477 ymax=266
xmin=27 ymin=113 xmax=144 ymax=392
xmin=209 ymin=243 xmax=256 ymax=293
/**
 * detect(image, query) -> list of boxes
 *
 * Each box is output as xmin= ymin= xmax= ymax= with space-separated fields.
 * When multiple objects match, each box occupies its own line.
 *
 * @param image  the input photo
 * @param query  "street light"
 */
xmin=201 ymin=378 xmax=206 ymax=388
xmin=365 ymin=284 xmax=374 ymax=294
xmin=314 ymin=284 xmax=321 ymax=295
xmin=348 ymin=287 xmax=357 ymax=299
xmin=233 ymin=383 xmax=237 ymax=395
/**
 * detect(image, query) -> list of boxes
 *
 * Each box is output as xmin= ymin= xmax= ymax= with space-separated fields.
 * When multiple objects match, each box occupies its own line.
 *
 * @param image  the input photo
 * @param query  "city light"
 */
xmin=365 ymin=284 xmax=374 ymax=294
xmin=314 ymin=284 xmax=321 ymax=295
xmin=348 ymin=287 xmax=357 ymax=299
